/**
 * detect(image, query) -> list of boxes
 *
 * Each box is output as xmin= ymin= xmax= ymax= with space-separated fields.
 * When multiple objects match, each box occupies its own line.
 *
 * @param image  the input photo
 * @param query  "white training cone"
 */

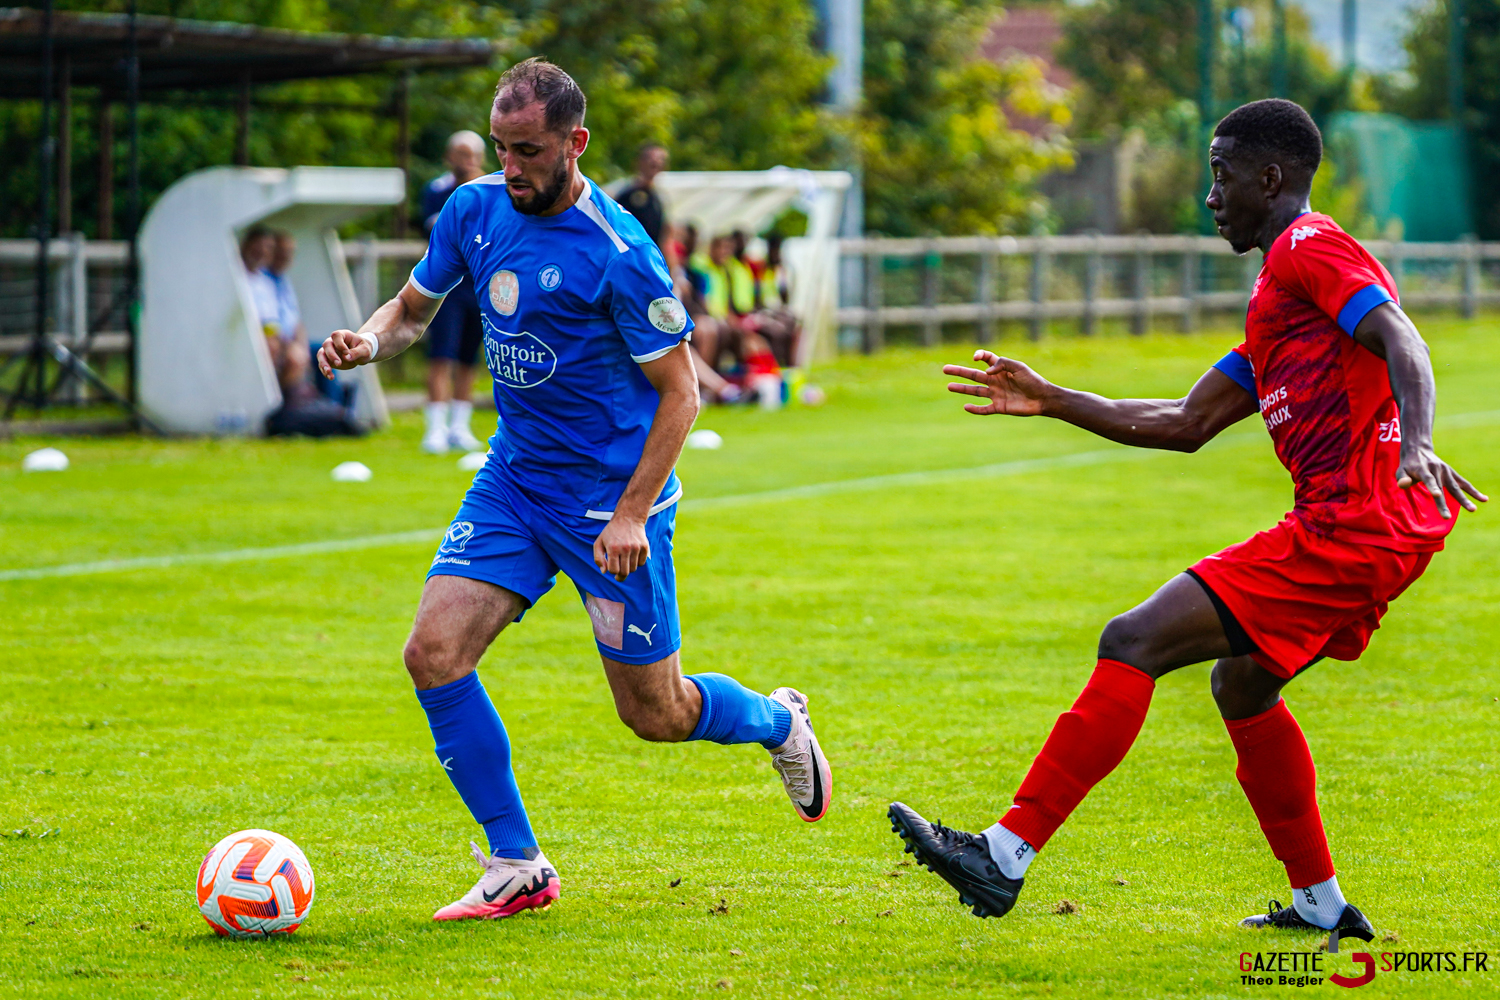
xmin=687 ymin=429 xmax=723 ymax=450
xmin=457 ymin=451 xmax=489 ymax=471
xmin=331 ymin=461 xmax=373 ymax=482
xmin=22 ymin=447 xmax=69 ymax=472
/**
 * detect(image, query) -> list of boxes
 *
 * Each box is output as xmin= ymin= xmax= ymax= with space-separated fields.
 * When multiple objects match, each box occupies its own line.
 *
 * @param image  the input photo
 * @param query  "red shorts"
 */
xmin=1189 ymin=517 xmax=1436 ymax=678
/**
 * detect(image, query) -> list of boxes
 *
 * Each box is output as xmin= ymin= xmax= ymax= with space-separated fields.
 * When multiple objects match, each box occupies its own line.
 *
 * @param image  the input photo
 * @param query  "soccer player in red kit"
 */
xmin=888 ymin=99 xmax=1487 ymax=937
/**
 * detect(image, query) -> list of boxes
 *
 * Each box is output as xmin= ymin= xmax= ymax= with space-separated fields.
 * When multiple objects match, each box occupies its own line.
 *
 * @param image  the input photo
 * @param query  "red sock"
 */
xmin=1224 ymin=700 xmax=1335 ymax=887
xmin=999 ymin=659 xmax=1155 ymax=849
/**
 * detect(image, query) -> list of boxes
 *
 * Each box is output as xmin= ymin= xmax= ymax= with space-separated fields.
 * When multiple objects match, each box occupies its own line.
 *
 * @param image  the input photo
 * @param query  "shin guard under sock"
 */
xmin=1225 ymin=699 xmax=1335 ymax=888
xmin=415 ymin=671 xmax=537 ymax=859
xmin=999 ymin=658 xmax=1155 ymax=850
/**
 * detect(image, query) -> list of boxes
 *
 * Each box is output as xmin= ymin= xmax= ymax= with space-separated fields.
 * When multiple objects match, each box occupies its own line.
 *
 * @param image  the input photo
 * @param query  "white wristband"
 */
xmin=359 ymin=332 xmax=379 ymax=364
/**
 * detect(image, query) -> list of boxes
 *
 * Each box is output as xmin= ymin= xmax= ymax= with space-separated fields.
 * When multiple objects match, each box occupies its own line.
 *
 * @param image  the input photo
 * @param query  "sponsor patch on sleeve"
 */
xmin=648 ymin=296 xmax=688 ymax=335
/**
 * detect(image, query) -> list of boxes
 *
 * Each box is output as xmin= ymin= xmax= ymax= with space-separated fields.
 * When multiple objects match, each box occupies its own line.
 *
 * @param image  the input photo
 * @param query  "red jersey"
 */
xmin=1210 ymin=213 xmax=1453 ymax=553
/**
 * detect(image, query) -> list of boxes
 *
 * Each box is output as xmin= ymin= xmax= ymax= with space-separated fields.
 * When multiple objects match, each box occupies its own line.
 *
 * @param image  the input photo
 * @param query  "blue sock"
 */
xmin=414 ymin=671 xmax=537 ymax=859
xmin=685 ymin=674 xmax=792 ymax=748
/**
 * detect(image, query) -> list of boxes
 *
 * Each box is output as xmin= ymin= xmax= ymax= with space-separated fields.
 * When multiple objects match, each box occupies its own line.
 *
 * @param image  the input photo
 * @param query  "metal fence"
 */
xmin=5 ymin=234 xmax=1497 ymax=365
xmin=834 ymin=234 xmax=1500 ymax=350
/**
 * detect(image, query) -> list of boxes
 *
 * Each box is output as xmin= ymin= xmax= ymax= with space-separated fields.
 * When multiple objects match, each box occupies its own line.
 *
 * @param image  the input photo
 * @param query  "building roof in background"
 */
xmin=0 ymin=7 xmax=497 ymax=97
xmin=981 ymin=7 xmax=1072 ymax=137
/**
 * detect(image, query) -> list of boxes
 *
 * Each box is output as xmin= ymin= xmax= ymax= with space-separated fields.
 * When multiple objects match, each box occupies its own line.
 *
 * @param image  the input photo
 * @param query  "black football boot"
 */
xmin=887 ymin=801 xmax=1023 ymax=918
xmin=1241 ymin=898 xmax=1375 ymax=944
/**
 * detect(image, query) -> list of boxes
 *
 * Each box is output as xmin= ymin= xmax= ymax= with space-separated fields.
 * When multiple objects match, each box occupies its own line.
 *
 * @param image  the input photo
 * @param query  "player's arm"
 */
xmin=593 ymin=342 xmax=699 ymax=581
xmin=316 ymin=282 xmax=442 ymax=377
xmin=944 ymin=350 xmax=1257 ymax=452
xmin=1352 ymin=302 xmax=1486 ymax=518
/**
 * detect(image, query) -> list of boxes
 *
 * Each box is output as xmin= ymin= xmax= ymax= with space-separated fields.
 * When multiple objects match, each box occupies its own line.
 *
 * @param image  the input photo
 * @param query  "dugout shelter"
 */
xmin=653 ymin=168 xmax=852 ymax=365
xmin=139 ymin=166 xmax=403 ymax=435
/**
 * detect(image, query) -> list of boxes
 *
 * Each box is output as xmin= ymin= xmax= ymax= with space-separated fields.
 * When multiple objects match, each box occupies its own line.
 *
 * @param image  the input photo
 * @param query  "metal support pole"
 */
xmin=1272 ymin=0 xmax=1289 ymax=97
xmin=126 ymin=0 xmax=140 ymax=409
xmin=978 ymin=249 xmax=997 ymax=344
xmin=1462 ymin=235 xmax=1479 ymax=319
xmin=1182 ymin=247 xmax=1200 ymax=332
xmin=97 ymin=98 xmax=113 ymax=240
xmin=1029 ymin=245 xmax=1048 ymax=341
xmin=355 ymin=234 xmax=379 ymax=319
xmin=1342 ymin=0 xmax=1357 ymax=73
xmin=1132 ymin=241 xmax=1149 ymax=335
xmin=921 ymin=246 xmax=940 ymax=347
xmin=1197 ymin=0 xmax=1216 ymax=234
xmin=1083 ymin=234 xmax=1101 ymax=335
xmin=864 ymin=249 xmax=884 ymax=354
xmin=394 ymin=71 xmax=412 ymax=239
xmin=58 ymin=53 xmax=72 ymax=236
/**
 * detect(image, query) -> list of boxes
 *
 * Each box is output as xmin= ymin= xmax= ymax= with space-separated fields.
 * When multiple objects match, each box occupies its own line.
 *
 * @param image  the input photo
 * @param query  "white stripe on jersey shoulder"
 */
xmin=576 ymin=182 xmax=629 ymax=254
xmin=467 ymin=173 xmax=508 ymax=186
xmin=408 ymin=271 xmax=457 ymax=299
xmin=631 ymin=330 xmax=693 ymax=364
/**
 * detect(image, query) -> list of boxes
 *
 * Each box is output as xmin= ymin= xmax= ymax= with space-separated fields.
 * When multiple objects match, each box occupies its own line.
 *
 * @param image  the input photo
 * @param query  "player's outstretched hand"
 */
xmin=595 ymin=514 xmax=650 ymax=582
xmin=943 ymin=351 xmax=1052 ymax=416
xmin=1396 ymin=444 xmax=1487 ymax=519
xmin=317 ymin=329 xmax=373 ymax=379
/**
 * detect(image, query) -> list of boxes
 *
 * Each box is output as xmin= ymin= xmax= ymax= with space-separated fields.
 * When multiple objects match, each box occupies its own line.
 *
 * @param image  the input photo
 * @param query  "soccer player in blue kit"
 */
xmin=318 ymin=58 xmax=832 ymax=921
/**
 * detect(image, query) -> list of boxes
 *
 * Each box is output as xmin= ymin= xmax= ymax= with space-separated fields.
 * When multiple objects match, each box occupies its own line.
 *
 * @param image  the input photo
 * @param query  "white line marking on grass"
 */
xmin=3 ymin=408 xmax=1496 ymax=583
xmin=0 ymin=529 xmax=440 ymax=582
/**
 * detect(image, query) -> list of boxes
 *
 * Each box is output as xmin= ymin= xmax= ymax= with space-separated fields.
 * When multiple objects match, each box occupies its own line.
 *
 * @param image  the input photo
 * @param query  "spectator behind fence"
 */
xmin=690 ymin=233 xmax=782 ymax=405
xmin=616 ymin=144 xmax=669 ymax=249
xmin=240 ymin=225 xmax=308 ymax=398
xmin=266 ymin=231 xmax=311 ymax=399
xmin=417 ymin=130 xmax=490 ymax=455
xmin=732 ymin=229 xmax=798 ymax=366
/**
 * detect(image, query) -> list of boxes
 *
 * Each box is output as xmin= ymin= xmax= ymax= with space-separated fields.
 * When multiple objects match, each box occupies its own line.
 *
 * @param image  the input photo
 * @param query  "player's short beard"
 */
xmin=509 ymin=152 xmax=570 ymax=216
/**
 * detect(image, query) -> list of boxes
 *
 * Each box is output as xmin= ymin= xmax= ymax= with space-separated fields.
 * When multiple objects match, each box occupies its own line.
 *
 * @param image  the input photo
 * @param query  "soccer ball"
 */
xmin=196 ymin=829 xmax=316 ymax=938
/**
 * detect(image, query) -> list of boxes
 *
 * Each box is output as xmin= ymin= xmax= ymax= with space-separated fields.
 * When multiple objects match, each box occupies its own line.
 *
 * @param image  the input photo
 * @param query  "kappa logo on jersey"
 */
xmin=1289 ymin=225 xmax=1322 ymax=249
xmin=648 ymin=296 xmax=687 ymax=334
xmin=483 ymin=318 xmax=558 ymax=389
xmin=488 ymin=269 xmax=519 ymax=316
xmin=439 ymin=520 xmax=475 ymax=554
xmin=537 ymin=264 xmax=564 ymax=291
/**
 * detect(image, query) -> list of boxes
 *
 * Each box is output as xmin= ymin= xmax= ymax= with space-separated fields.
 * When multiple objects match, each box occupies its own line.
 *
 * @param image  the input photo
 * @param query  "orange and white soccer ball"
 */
xmin=196 ymin=829 xmax=315 ymax=938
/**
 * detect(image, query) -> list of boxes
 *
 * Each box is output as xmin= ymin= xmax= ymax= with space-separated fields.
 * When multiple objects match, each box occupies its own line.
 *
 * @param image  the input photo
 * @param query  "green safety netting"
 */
xmin=1326 ymin=112 xmax=1475 ymax=241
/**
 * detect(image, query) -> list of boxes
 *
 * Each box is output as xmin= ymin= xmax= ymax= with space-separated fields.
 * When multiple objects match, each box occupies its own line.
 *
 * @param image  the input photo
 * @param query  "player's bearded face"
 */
xmin=507 ymin=147 xmax=570 ymax=216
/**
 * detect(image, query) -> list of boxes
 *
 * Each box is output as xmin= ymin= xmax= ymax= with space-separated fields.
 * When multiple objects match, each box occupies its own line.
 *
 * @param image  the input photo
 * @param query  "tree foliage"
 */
xmin=860 ymin=0 xmax=1070 ymax=235
xmin=1 ymin=0 xmax=1064 ymax=239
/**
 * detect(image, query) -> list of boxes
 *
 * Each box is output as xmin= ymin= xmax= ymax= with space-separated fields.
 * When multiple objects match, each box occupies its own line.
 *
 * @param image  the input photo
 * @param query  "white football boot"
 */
xmin=432 ymin=842 xmax=560 ymax=921
xmin=767 ymin=687 xmax=832 ymax=822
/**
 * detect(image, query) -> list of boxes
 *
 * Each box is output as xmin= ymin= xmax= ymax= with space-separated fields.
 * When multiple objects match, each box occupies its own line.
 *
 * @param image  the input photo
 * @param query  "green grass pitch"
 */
xmin=2 ymin=321 xmax=1497 ymax=998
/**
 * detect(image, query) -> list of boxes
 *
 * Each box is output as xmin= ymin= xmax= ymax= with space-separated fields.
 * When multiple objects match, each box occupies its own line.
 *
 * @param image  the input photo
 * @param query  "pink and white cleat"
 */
xmin=432 ymin=842 xmax=560 ymax=921
xmin=767 ymin=687 xmax=832 ymax=822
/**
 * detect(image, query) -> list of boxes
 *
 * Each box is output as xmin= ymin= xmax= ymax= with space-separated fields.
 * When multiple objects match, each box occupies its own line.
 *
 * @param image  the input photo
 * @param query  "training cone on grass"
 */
xmin=331 ymin=461 xmax=373 ymax=482
xmin=687 ymin=429 xmax=723 ymax=450
xmin=22 ymin=447 xmax=69 ymax=472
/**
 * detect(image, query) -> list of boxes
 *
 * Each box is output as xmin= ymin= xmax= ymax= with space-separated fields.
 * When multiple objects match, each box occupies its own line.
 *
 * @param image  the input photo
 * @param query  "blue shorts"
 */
xmin=426 ymin=276 xmax=483 ymax=365
xmin=427 ymin=475 xmax=681 ymax=665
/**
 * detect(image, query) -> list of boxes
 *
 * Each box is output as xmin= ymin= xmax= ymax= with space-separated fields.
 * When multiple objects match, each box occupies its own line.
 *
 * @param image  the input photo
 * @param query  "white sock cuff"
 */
xmin=982 ymin=822 xmax=1036 ymax=881
xmin=1292 ymin=875 xmax=1347 ymax=929
xmin=450 ymin=400 xmax=474 ymax=425
xmin=425 ymin=401 xmax=450 ymax=426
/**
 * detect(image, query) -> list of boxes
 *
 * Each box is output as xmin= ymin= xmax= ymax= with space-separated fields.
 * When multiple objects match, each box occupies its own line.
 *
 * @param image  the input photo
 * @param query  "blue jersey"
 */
xmin=411 ymin=175 xmax=693 ymax=516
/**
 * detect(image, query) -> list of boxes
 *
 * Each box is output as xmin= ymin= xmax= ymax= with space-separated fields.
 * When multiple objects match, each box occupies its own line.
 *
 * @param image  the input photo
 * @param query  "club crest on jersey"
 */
xmin=439 ymin=520 xmax=475 ymax=554
xmin=537 ymin=264 xmax=564 ymax=291
xmin=648 ymin=296 xmax=687 ymax=334
xmin=488 ymin=270 xmax=519 ymax=316
xmin=1289 ymin=225 xmax=1322 ymax=249
xmin=482 ymin=317 xmax=558 ymax=389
